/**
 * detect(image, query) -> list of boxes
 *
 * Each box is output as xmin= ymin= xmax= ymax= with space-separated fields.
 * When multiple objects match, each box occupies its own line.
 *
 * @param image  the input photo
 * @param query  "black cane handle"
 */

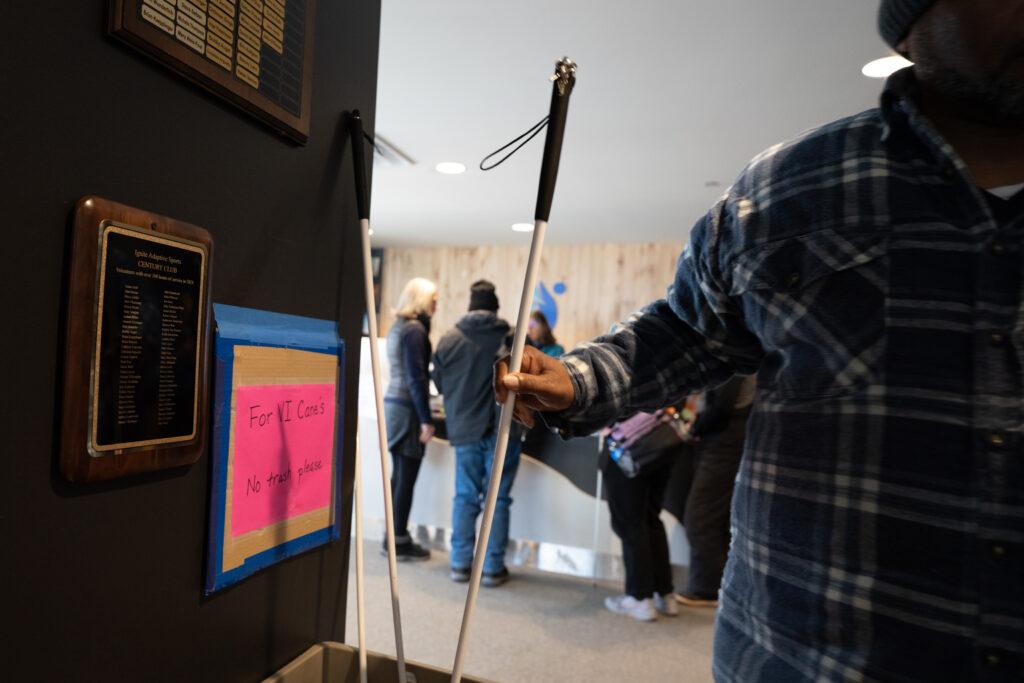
xmin=348 ymin=110 xmax=371 ymax=220
xmin=534 ymin=58 xmax=577 ymax=222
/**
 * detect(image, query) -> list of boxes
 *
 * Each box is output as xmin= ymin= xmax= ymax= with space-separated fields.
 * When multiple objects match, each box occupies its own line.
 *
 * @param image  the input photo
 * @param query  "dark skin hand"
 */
xmin=494 ymin=345 xmax=575 ymax=428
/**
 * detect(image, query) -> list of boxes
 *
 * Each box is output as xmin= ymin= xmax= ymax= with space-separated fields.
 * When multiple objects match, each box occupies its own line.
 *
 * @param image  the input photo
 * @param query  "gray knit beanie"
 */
xmin=878 ymin=0 xmax=937 ymax=49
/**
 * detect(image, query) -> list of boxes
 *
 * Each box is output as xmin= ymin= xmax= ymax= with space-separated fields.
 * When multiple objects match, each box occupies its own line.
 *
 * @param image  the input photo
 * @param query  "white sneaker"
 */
xmin=604 ymin=595 xmax=657 ymax=622
xmin=653 ymin=592 xmax=680 ymax=617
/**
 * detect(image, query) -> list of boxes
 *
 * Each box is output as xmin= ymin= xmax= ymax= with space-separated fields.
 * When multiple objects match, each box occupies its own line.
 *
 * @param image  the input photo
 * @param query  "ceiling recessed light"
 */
xmin=862 ymin=55 xmax=913 ymax=79
xmin=435 ymin=161 xmax=466 ymax=175
xmin=511 ymin=223 xmax=534 ymax=232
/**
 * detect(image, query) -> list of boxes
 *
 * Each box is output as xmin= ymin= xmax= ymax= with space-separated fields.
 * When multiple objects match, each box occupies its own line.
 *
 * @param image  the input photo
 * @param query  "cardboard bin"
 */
xmin=264 ymin=642 xmax=493 ymax=683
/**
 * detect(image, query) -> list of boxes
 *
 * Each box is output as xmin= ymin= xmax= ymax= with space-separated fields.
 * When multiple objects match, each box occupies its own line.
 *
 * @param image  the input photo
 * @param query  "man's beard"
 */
xmin=917 ymin=57 xmax=1024 ymax=126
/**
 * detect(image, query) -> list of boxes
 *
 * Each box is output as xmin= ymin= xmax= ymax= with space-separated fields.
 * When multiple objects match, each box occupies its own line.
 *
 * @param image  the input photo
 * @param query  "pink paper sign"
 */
xmin=231 ymin=383 xmax=336 ymax=536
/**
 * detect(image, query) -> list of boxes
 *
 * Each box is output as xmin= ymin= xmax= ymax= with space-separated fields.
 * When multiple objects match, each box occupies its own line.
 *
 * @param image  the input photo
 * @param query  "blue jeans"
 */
xmin=450 ymin=433 xmax=521 ymax=574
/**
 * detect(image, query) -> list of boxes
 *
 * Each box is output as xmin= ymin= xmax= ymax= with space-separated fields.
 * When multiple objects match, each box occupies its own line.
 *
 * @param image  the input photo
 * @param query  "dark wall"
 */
xmin=2 ymin=2 xmax=379 ymax=680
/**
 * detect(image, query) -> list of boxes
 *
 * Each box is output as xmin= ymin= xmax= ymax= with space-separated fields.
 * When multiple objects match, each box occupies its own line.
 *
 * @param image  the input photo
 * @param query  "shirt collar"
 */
xmin=881 ymin=66 xmax=1004 ymax=223
xmin=879 ymin=65 xmax=919 ymax=125
xmin=880 ymin=67 xmax=972 ymax=175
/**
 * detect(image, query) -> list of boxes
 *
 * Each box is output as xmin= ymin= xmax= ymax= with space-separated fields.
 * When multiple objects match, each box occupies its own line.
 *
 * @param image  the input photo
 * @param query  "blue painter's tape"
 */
xmin=204 ymin=303 xmax=346 ymax=595
xmin=213 ymin=303 xmax=341 ymax=351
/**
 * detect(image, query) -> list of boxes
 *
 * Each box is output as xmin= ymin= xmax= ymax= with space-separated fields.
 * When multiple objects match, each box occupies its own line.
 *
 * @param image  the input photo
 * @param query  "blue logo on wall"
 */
xmin=533 ymin=280 xmax=567 ymax=328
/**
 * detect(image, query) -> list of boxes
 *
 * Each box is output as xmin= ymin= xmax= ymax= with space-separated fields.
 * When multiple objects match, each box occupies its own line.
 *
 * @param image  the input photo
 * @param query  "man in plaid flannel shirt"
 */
xmin=496 ymin=2 xmax=1024 ymax=680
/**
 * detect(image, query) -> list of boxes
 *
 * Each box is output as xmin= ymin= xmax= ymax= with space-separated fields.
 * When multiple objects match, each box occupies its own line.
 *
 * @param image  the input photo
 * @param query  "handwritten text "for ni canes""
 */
xmin=244 ymin=397 xmax=328 ymax=497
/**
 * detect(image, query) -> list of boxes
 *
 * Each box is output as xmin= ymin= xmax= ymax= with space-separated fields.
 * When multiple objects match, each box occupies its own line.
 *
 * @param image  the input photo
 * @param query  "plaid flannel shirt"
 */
xmin=554 ymin=69 xmax=1024 ymax=681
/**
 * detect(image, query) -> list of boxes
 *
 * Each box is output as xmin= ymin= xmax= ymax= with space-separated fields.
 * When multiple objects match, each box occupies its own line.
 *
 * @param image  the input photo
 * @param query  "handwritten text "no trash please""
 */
xmin=245 ymin=458 xmax=324 ymax=497
xmin=248 ymin=397 xmax=328 ymax=428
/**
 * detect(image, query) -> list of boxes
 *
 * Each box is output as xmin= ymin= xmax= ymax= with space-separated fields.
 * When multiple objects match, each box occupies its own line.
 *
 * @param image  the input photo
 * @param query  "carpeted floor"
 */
xmin=344 ymin=543 xmax=715 ymax=683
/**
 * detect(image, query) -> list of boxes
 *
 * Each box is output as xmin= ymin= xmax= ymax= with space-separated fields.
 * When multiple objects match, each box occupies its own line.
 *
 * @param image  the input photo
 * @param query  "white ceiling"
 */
xmin=369 ymin=0 xmax=891 ymax=247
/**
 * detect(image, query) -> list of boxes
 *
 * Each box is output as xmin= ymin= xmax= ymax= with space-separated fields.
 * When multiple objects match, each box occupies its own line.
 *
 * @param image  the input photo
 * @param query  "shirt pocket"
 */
xmin=729 ymin=229 xmax=889 ymax=400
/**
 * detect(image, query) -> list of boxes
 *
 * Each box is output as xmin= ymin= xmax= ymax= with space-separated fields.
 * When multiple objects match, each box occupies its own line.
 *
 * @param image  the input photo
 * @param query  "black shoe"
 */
xmin=396 ymin=541 xmax=430 ymax=562
xmin=481 ymin=568 xmax=509 ymax=587
xmin=380 ymin=541 xmax=431 ymax=562
xmin=449 ymin=566 xmax=471 ymax=583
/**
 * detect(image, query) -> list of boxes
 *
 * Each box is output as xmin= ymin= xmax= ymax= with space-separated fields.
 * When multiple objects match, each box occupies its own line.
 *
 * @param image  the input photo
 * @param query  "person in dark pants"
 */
xmin=432 ymin=280 xmax=521 ymax=587
xmin=383 ymin=277 xmax=438 ymax=561
xmin=602 ymin=446 xmax=680 ymax=621
xmin=678 ymin=374 xmax=755 ymax=607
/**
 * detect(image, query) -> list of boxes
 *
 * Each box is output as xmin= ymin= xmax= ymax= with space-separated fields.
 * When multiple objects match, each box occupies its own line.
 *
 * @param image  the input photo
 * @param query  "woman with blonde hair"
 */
xmin=383 ymin=277 xmax=438 ymax=560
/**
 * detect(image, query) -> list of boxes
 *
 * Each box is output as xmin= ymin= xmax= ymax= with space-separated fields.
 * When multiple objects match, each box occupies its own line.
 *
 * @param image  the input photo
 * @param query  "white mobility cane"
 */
xmin=450 ymin=58 xmax=577 ymax=683
xmin=349 ymin=110 xmax=408 ymax=683
xmin=353 ymin=433 xmax=368 ymax=683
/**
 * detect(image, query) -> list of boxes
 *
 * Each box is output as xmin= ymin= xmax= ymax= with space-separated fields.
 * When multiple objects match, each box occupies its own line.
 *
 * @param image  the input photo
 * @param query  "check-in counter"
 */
xmin=357 ymin=339 xmax=693 ymax=582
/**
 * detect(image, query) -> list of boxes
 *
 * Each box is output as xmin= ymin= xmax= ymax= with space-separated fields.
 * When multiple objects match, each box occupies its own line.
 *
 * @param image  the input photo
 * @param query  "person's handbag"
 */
xmin=605 ymin=407 xmax=689 ymax=478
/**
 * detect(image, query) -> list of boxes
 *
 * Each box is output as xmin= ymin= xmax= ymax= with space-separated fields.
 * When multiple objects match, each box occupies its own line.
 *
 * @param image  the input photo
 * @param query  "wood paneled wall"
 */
xmin=380 ymin=241 xmax=686 ymax=349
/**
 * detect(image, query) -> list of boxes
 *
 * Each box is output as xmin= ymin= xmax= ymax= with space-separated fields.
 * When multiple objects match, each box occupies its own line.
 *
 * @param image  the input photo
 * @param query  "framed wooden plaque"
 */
xmin=108 ymin=0 xmax=317 ymax=143
xmin=61 ymin=196 xmax=214 ymax=482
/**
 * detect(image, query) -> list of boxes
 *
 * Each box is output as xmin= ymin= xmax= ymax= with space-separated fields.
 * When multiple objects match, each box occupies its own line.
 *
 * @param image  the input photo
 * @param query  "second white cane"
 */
xmin=350 ymin=110 xmax=408 ymax=683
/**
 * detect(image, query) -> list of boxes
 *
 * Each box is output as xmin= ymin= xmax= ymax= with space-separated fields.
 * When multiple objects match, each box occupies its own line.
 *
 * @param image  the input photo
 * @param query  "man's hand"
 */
xmin=419 ymin=423 xmax=435 ymax=444
xmin=494 ymin=345 xmax=575 ymax=428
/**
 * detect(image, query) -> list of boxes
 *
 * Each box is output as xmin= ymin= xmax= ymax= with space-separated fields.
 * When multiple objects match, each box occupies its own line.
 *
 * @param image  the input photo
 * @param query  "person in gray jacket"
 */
xmin=383 ymin=277 xmax=438 ymax=561
xmin=432 ymin=281 xmax=520 ymax=586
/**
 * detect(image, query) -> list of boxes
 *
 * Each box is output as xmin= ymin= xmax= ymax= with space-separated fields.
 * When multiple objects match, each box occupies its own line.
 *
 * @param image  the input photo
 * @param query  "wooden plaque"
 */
xmin=61 ymin=196 xmax=214 ymax=482
xmin=109 ymin=0 xmax=317 ymax=143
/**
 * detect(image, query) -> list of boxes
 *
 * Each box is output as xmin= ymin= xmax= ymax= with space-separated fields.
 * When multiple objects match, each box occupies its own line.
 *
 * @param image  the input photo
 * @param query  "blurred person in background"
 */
xmin=677 ymin=374 xmax=755 ymax=608
xmin=601 ymin=407 xmax=686 ymax=622
xmin=383 ymin=277 xmax=438 ymax=561
xmin=433 ymin=281 xmax=521 ymax=587
xmin=528 ymin=310 xmax=564 ymax=357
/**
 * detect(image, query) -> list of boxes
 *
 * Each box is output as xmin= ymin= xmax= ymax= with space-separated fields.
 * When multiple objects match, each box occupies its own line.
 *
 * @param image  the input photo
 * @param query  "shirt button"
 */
xmin=786 ymin=272 xmax=801 ymax=288
xmin=990 ymin=332 xmax=1007 ymax=347
xmin=989 ymin=433 xmax=1006 ymax=447
xmin=991 ymin=543 xmax=1007 ymax=558
xmin=990 ymin=242 xmax=1006 ymax=256
xmin=984 ymin=652 xmax=1001 ymax=668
